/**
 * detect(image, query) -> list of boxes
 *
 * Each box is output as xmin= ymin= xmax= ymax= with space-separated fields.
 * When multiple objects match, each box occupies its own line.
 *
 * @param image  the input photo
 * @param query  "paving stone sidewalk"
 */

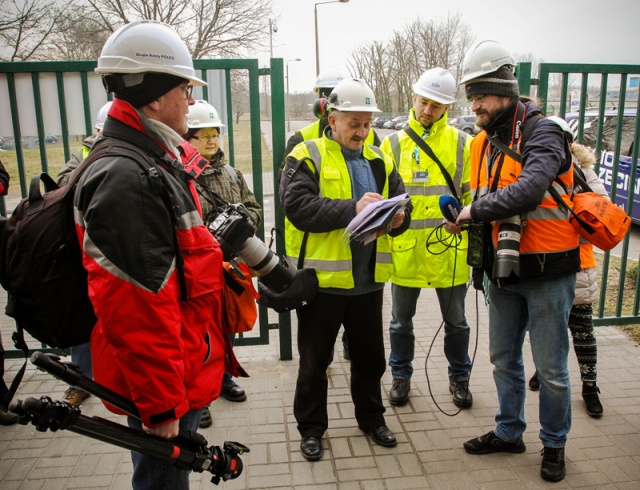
xmin=2 ymin=283 xmax=640 ymax=489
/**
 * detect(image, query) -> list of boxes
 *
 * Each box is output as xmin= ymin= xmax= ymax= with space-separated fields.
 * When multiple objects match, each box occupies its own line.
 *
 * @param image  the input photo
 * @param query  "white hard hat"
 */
xmin=413 ymin=68 xmax=457 ymax=105
xmin=314 ymin=70 xmax=348 ymax=93
xmin=460 ymin=40 xmax=516 ymax=85
xmin=547 ymin=115 xmax=574 ymax=143
xmin=94 ymin=101 xmax=113 ymax=130
xmin=188 ymin=100 xmax=224 ymax=129
xmin=327 ymin=78 xmax=381 ymax=113
xmin=95 ymin=20 xmax=205 ymax=86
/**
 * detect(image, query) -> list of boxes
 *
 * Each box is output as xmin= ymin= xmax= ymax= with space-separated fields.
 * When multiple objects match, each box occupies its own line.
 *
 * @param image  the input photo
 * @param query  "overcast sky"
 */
xmin=260 ymin=0 xmax=640 ymax=94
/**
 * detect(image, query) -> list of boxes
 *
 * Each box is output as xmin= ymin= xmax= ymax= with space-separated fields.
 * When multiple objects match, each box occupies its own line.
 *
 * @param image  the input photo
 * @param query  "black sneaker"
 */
xmin=464 ymin=431 xmax=526 ymax=455
xmin=540 ymin=446 xmax=566 ymax=482
xmin=199 ymin=406 xmax=212 ymax=428
xmin=529 ymin=372 xmax=540 ymax=391
xmin=221 ymin=383 xmax=247 ymax=402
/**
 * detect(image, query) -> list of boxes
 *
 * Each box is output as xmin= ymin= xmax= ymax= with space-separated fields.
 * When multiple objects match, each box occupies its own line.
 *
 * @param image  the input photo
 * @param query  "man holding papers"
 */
xmin=379 ymin=68 xmax=473 ymax=408
xmin=279 ymin=78 xmax=411 ymax=461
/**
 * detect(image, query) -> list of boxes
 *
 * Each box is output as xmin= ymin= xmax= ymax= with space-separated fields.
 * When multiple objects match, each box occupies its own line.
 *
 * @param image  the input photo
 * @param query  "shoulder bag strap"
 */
xmin=403 ymin=126 xmax=459 ymax=200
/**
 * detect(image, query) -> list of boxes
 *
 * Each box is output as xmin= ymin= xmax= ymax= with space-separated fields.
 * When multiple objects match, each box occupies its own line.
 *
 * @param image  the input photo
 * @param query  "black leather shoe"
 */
xmin=582 ymin=382 xmax=603 ymax=418
xmin=389 ymin=378 xmax=410 ymax=406
xmin=300 ymin=437 xmax=323 ymax=461
xmin=529 ymin=372 xmax=540 ymax=391
xmin=221 ymin=383 xmax=247 ymax=402
xmin=464 ymin=431 xmax=526 ymax=455
xmin=364 ymin=425 xmax=397 ymax=448
xmin=449 ymin=380 xmax=473 ymax=408
xmin=540 ymin=446 xmax=566 ymax=482
xmin=199 ymin=406 xmax=212 ymax=428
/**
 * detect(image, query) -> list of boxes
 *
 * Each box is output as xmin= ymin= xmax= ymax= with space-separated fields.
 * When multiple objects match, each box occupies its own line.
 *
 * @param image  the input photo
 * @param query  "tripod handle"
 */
xmin=30 ymin=351 xmax=207 ymax=447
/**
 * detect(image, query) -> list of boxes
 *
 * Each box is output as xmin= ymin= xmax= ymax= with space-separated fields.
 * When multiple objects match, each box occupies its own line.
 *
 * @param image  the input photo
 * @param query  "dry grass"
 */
xmin=595 ymin=252 xmax=640 ymax=343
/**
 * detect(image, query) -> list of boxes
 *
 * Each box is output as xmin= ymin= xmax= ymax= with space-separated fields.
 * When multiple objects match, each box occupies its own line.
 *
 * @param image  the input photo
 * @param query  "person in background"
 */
xmin=528 ymin=115 xmax=605 ymax=418
xmin=284 ymin=70 xmax=381 ymax=363
xmin=0 ymin=160 xmax=16 ymax=425
xmin=57 ymin=101 xmax=112 ymax=186
xmin=380 ymin=67 xmax=473 ymax=408
xmin=280 ymin=78 xmax=411 ymax=461
xmin=183 ymin=100 xmax=261 ymax=428
xmin=77 ymin=20 xmax=235 ymax=489
xmin=456 ymin=40 xmax=579 ymax=483
xmin=55 ymin=100 xmax=112 ymax=407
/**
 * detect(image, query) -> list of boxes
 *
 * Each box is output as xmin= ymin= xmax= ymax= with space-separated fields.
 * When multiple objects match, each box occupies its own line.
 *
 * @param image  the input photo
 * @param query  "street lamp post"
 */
xmin=314 ymin=0 xmax=349 ymax=76
xmin=286 ymin=58 xmax=301 ymax=132
xmin=265 ymin=20 xmax=278 ymax=119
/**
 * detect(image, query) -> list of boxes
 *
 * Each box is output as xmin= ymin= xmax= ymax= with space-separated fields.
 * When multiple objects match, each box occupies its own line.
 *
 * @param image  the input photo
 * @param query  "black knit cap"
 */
xmin=113 ymin=72 xmax=187 ymax=108
xmin=465 ymin=65 xmax=519 ymax=98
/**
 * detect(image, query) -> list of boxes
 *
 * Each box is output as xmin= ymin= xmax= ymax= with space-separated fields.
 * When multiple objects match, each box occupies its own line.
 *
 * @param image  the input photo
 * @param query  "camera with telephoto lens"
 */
xmin=204 ymin=203 xmax=295 ymax=293
xmin=493 ymin=215 xmax=522 ymax=282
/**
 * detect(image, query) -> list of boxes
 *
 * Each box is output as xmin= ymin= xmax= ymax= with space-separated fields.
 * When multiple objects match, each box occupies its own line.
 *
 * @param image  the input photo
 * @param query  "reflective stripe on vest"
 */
xmin=284 ymin=137 xmax=394 ymax=288
xmin=471 ymin=132 xmax=579 ymax=255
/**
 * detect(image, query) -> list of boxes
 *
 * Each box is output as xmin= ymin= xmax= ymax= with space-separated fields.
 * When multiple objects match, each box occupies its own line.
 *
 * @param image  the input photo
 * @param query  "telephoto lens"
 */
xmin=493 ymin=215 xmax=521 ymax=282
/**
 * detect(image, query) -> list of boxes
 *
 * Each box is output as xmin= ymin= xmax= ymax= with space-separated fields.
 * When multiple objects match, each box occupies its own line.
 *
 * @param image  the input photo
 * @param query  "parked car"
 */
xmin=35 ymin=135 xmax=58 ymax=144
xmin=394 ymin=116 xmax=409 ymax=130
xmin=373 ymin=117 xmax=391 ymax=128
xmin=448 ymin=115 xmax=479 ymax=134
xmin=0 ymin=136 xmax=4 ymax=149
xmin=2 ymin=139 xmax=27 ymax=150
xmin=383 ymin=116 xmax=406 ymax=129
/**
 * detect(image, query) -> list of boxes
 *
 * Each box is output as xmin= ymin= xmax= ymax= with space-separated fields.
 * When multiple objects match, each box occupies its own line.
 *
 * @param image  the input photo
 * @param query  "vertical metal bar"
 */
xmin=81 ymin=71 xmax=92 ymax=137
xmin=7 ymin=73 xmax=27 ymax=197
xmin=56 ymin=72 xmax=71 ymax=163
xmin=614 ymin=76 xmax=628 ymax=317
xmin=538 ymin=65 xmax=549 ymax=114
xmin=269 ymin=57 xmax=292 ymax=361
xmin=559 ymin=73 xmax=569 ymax=116
xmin=516 ymin=62 xmax=532 ymax=96
xmin=200 ymin=68 xmax=208 ymax=101
xmin=31 ymin=72 xmax=49 ymax=173
xmin=225 ymin=70 xmax=234 ymax=168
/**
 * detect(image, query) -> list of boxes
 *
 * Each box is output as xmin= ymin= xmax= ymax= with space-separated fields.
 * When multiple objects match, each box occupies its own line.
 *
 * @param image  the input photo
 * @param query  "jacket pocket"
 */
xmin=391 ymin=236 xmax=418 ymax=279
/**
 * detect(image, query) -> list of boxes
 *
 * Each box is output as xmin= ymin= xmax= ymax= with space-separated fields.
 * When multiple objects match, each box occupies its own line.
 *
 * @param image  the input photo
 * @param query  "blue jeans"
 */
xmin=128 ymin=409 xmax=202 ymax=490
xmin=487 ymin=274 xmax=575 ymax=448
xmin=389 ymin=283 xmax=471 ymax=381
xmin=70 ymin=342 xmax=92 ymax=388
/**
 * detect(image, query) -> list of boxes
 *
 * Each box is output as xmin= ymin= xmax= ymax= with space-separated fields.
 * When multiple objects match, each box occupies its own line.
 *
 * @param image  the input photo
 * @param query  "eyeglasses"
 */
xmin=467 ymin=94 xmax=486 ymax=104
xmin=192 ymin=133 xmax=219 ymax=141
xmin=179 ymin=84 xmax=194 ymax=100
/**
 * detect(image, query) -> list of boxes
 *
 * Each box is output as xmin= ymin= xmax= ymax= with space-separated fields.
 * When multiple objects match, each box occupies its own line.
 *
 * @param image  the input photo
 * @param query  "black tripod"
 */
xmin=9 ymin=351 xmax=249 ymax=485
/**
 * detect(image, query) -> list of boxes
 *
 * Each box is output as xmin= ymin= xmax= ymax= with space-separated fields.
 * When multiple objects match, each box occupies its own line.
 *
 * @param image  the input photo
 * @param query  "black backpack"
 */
xmin=0 ymin=144 xmax=108 ymax=349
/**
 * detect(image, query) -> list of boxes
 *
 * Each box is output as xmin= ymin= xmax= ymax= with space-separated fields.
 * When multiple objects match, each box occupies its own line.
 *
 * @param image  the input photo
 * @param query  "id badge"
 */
xmin=413 ymin=170 xmax=429 ymax=183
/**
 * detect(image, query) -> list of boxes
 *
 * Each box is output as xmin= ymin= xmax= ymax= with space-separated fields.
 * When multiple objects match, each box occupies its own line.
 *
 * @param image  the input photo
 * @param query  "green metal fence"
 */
xmin=0 ymin=58 xmax=293 ymax=359
xmin=517 ymin=62 xmax=640 ymax=326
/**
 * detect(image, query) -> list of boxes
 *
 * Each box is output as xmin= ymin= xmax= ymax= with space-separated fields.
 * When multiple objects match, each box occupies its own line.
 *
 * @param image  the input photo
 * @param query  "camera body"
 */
xmin=493 ymin=215 xmax=522 ymax=281
xmin=205 ymin=203 xmax=295 ymax=293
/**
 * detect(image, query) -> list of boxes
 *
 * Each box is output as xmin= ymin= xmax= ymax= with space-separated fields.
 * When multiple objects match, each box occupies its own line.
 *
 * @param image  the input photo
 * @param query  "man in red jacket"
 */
xmin=75 ymin=20 xmax=237 ymax=489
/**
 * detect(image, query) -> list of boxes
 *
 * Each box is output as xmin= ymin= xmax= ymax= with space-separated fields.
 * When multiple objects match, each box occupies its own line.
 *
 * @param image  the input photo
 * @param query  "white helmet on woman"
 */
xmin=187 ymin=100 xmax=224 ymax=129
xmin=327 ymin=78 xmax=381 ymax=113
xmin=96 ymin=20 xmax=205 ymax=86
xmin=413 ymin=68 xmax=457 ymax=104
xmin=460 ymin=40 xmax=516 ymax=85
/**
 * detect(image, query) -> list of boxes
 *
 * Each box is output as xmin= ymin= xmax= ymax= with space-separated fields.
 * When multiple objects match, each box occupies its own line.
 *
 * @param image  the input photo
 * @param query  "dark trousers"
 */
xmin=294 ymin=289 xmax=387 ymax=438
xmin=0 ymin=335 xmax=8 ymax=399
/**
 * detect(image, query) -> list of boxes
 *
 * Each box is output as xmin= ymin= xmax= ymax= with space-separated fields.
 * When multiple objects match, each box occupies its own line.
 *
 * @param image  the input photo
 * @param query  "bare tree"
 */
xmin=43 ymin=11 xmax=112 ymax=61
xmin=0 ymin=0 xmax=71 ymax=61
xmin=347 ymin=13 xmax=475 ymax=113
xmin=83 ymin=0 xmax=276 ymax=58
xmin=230 ymin=70 xmax=250 ymax=124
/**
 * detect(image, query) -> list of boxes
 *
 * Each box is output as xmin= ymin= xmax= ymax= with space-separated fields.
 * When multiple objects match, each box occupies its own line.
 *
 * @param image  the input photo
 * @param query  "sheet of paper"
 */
xmin=342 ymin=193 xmax=409 ymax=244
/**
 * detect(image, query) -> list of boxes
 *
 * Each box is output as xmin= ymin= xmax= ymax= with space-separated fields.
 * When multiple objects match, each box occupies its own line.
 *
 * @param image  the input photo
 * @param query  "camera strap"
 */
xmin=404 ymin=126 xmax=460 ymax=201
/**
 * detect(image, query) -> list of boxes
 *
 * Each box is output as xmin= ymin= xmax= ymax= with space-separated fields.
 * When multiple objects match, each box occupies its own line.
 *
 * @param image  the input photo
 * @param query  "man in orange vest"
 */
xmin=455 ymin=40 xmax=580 ymax=483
